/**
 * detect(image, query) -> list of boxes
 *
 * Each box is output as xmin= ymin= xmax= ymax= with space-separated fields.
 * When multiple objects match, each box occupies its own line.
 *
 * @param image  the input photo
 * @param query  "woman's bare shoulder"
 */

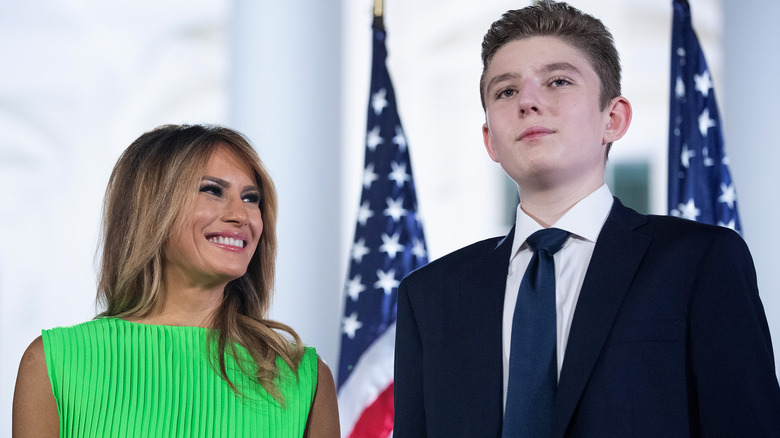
xmin=13 ymin=335 xmax=59 ymax=437
xmin=303 ymin=356 xmax=340 ymax=437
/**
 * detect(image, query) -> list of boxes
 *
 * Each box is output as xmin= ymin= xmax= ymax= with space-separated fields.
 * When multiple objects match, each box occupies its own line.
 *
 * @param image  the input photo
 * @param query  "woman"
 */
xmin=13 ymin=124 xmax=339 ymax=437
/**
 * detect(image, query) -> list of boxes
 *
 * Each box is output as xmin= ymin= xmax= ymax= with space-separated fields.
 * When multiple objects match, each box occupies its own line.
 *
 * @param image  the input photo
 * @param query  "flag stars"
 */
xmin=698 ymin=108 xmax=717 ymax=137
xmin=718 ymin=183 xmax=737 ymax=208
xmin=702 ymin=146 xmax=715 ymax=167
xmin=342 ymin=312 xmax=363 ymax=339
xmin=380 ymin=233 xmax=404 ymax=259
xmin=357 ymin=200 xmax=374 ymax=226
xmin=372 ymin=88 xmax=388 ymax=115
xmin=367 ymin=126 xmax=384 ymax=151
xmin=668 ymin=9 xmax=742 ymax=234
xmin=352 ymin=238 xmax=371 ymax=263
xmin=412 ymin=238 xmax=427 ymax=259
xmin=384 ymin=197 xmax=407 ymax=222
xmin=718 ymin=218 xmax=737 ymax=231
xmin=389 ymin=161 xmax=411 ymax=187
xmin=694 ymin=69 xmax=713 ymax=97
xmin=681 ymin=143 xmax=695 ymax=168
xmin=675 ymin=76 xmax=685 ymax=99
xmin=374 ymin=269 xmax=400 ymax=295
xmin=346 ymin=275 xmax=367 ymax=301
xmin=674 ymin=199 xmax=701 ymax=221
xmin=363 ymin=163 xmax=379 ymax=189
xmin=393 ymin=126 xmax=407 ymax=152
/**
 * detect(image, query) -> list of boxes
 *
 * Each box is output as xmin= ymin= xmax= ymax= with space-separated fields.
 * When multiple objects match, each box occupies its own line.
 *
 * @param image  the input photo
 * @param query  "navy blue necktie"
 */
xmin=503 ymin=228 xmax=570 ymax=438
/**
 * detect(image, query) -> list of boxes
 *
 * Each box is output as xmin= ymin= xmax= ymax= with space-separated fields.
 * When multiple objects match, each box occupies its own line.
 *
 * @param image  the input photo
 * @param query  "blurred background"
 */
xmin=2 ymin=0 xmax=778 ymax=432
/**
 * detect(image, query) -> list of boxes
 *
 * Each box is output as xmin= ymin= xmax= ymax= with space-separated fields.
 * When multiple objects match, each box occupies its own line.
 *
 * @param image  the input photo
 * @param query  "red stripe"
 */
xmin=347 ymin=383 xmax=394 ymax=438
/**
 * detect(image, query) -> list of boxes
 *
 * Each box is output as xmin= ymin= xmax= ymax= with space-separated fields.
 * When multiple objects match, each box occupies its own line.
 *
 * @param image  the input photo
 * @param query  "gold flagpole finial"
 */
xmin=373 ymin=0 xmax=385 ymax=30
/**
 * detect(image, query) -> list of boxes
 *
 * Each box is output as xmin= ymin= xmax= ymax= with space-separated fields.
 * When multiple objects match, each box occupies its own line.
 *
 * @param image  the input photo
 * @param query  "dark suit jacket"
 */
xmin=394 ymin=199 xmax=780 ymax=437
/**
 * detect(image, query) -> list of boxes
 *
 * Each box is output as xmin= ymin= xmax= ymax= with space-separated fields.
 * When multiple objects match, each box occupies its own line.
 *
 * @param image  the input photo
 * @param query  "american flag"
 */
xmin=668 ymin=0 xmax=741 ymax=232
xmin=337 ymin=16 xmax=428 ymax=438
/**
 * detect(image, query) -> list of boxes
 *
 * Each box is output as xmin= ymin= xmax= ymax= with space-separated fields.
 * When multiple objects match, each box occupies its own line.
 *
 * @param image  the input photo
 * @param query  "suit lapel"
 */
xmin=469 ymin=227 xmax=515 ymax=433
xmin=552 ymin=200 xmax=651 ymax=438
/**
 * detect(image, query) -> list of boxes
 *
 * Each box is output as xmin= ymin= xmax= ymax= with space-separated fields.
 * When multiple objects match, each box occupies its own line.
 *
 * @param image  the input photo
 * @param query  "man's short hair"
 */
xmin=479 ymin=0 xmax=621 ymax=111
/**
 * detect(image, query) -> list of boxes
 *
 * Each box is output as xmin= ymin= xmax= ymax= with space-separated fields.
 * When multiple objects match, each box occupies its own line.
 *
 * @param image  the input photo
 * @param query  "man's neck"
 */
xmin=518 ymin=177 xmax=605 ymax=227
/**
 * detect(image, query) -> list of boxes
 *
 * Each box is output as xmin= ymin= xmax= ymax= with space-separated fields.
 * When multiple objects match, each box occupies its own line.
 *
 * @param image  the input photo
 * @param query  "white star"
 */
xmin=675 ymin=76 xmax=685 ymax=99
xmin=380 ymin=233 xmax=404 ymax=259
xmin=393 ymin=126 xmax=407 ymax=152
xmin=342 ymin=312 xmax=363 ymax=339
xmin=351 ymin=238 xmax=371 ymax=263
xmin=676 ymin=47 xmax=686 ymax=57
xmin=372 ymin=88 xmax=388 ymax=115
xmin=345 ymin=275 xmax=366 ymax=301
xmin=357 ymin=200 xmax=374 ymax=226
xmin=681 ymin=143 xmax=695 ymax=168
xmin=389 ymin=161 xmax=410 ymax=187
xmin=374 ymin=269 xmax=400 ymax=295
xmin=384 ymin=197 xmax=407 ymax=222
xmin=702 ymin=147 xmax=715 ymax=167
xmin=694 ymin=69 xmax=713 ymax=97
xmin=674 ymin=199 xmax=701 ymax=221
xmin=698 ymin=108 xmax=717 ymax=137
xmin=363 ymin=163 xmax=379 ymax=189
xmin=367 ymin=125 xmax=384 ymax=151
xmin=718 ymin=218 xmax=737 ymax=230
xmin=412 ymin=238 xmax=427 ymax=259
xmin=718 ymin=183 xmax=737 ymax=208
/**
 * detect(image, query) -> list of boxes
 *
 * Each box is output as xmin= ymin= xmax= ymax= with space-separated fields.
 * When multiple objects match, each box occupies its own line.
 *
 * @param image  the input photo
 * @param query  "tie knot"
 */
xmin=526 ymin=228 xmax=570 ymax=255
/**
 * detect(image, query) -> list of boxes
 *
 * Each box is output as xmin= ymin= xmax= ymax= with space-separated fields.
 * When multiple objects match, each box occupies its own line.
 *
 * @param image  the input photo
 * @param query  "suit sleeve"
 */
xmin=394 ymin=278 xmax=427 ymax=437
xmin=688 ymin=229 xmax=780 ymax=435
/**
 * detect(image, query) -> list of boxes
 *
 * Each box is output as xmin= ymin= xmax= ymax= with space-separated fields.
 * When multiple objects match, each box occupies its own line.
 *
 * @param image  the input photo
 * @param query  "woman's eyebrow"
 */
xmin=202 ymin=175 xmax=260 ymax=192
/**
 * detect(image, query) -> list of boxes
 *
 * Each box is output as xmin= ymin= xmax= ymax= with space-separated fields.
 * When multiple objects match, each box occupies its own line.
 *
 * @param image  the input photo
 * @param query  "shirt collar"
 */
xmin=511 ymin=184 xmax=614 ymax=260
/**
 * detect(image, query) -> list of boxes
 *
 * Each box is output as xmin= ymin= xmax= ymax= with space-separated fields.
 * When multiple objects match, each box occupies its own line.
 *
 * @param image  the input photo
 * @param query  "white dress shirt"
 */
xmin=502 ymin=185 xmax=614 ymax=408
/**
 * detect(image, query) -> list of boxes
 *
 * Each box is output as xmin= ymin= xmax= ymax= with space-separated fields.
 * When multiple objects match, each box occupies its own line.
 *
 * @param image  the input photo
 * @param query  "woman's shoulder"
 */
xmin=43 ymin=317 xmax=114 ymax=334
xmin=14 ymin=335 xmax=59 ymax=437
xmin=18 ymin=335 xmax=46 ymax=372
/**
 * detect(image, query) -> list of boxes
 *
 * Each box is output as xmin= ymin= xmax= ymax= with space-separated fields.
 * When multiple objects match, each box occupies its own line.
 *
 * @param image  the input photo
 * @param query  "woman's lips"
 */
xmin=205 ymin=231 xmax=249 ymax=250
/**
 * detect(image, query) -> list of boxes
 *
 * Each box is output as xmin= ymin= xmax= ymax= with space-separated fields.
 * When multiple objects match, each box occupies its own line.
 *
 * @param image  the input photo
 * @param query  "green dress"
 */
xmin=42 ymin=318 xmax=317 ymax=437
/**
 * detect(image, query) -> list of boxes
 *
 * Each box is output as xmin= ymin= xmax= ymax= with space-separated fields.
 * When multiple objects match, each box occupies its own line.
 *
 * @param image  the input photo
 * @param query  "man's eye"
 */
xmin=551 ymin=78 xmax=571 ymax=87
xmin=498 ymin=89 xmax=516 ymax=98
xmin=200 ymin=184 xmax=222 ymax=197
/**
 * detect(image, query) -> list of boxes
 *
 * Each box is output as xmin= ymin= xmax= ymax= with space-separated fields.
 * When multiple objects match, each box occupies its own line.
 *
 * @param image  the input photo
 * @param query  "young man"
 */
xmin=394 ymin=2 xmax=780 ymax=437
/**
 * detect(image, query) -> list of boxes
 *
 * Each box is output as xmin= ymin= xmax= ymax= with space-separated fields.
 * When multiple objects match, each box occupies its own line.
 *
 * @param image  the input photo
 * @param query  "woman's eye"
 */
xmin=243 ymin=192 xmax=261 ymax=204
xmin=199 ymin=184 xmax=223 ymax=197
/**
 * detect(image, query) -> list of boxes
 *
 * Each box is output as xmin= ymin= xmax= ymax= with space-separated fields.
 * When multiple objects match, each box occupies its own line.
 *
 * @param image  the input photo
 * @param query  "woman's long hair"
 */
xmin=97 ymin=124 xmax=303 ymax=401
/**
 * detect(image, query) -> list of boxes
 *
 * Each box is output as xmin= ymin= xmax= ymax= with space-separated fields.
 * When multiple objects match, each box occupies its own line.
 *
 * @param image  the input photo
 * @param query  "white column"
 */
xmin=229 ymin=1 xmax=343 ymax=367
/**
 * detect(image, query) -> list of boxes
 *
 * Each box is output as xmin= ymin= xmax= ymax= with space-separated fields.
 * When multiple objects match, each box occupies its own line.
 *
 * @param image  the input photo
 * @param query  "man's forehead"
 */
xmin=489 ymin=36 xmax=588 ymax=67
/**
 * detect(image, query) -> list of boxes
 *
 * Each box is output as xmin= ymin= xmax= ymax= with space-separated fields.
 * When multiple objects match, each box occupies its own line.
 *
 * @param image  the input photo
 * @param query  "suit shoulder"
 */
xmin=636 ymin=215 xmax=752 ymax=262
xmin=642 ymin=214 xmax=745 ymax=244
xmin=403 ymin=235 xmax=506 ymax=282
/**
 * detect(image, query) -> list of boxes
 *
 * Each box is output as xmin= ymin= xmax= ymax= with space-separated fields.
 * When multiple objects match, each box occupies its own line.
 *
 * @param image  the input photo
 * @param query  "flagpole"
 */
xmin=374 ymin=0 xmax=384 ymax=30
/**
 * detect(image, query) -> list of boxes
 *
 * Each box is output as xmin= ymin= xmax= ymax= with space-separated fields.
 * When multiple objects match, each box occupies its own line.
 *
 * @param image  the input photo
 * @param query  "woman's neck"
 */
xmin=128 ymin=275 xmax=226 ymax=328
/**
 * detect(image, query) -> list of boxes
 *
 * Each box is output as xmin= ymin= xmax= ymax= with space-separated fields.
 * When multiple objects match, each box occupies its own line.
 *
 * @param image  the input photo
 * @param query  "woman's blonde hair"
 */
xmin=97 ymin=124 xmax=303 ymax=401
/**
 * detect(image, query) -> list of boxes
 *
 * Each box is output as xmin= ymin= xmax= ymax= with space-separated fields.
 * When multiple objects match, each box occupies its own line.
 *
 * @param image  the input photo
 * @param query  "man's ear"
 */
xmin=602 ymin=96 xmax=632 ymax=145
xmin=483 ymin=121 xmax=500 ymax=163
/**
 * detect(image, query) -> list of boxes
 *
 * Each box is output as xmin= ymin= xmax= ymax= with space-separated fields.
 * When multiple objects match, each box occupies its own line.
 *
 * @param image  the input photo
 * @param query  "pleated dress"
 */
xmin=42 ymin=317 xmax=317 ymax=437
